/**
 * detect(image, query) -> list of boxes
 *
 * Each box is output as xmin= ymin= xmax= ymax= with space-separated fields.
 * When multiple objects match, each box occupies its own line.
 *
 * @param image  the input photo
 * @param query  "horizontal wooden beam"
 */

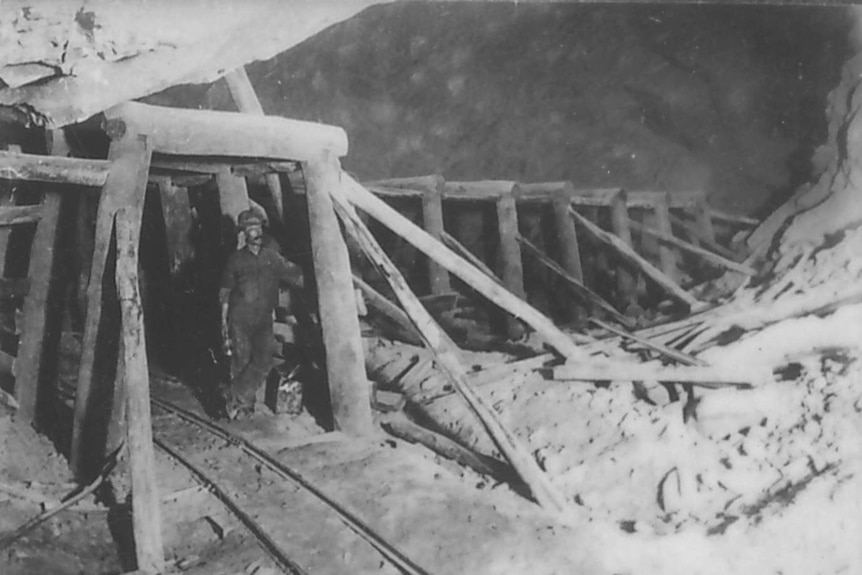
xmin=367 ymin=176 xmax=442 ymax=191
xmin=150 ymin=157 xmax=296 ymax=177
xmin=567 ymin=188 xmax=706 ymax=208
xmin=0 ymin=205 xmax=42 ymax=226
xmin=552 ymin=362 xmax=770 ymax=388
xmin=0 ymin=151 xmax=110 ymax=187
xmin=443 ymin=180 xmax=517 ymax=200
xmin=629 ymin=219 xmax=755 ymax=275
xmin=105 ymin=101 xmax=348 ymax=161
xmin=569 ymin=206 xmax=701 ymax=309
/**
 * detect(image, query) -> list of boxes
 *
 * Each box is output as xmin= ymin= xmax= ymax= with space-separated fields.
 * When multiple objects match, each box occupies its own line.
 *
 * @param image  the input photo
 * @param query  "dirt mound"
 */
xmin=0 ymin=411 xmax=71 ymax=486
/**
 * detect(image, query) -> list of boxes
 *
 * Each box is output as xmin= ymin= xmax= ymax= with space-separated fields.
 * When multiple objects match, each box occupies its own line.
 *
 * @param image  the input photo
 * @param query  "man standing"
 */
xmin=220 ymin=208 xmax=304 ymax=419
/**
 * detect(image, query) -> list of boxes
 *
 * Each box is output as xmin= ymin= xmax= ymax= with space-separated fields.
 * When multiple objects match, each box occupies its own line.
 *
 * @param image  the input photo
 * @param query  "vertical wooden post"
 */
xmin=116 ymin=208 xmax=165 ymax=574
xmin=0 ymin=144 xmax=21 ymax=278
xmin=495 ymin=186 xmax=526 ymax=339
xmin=71 ymin=129 xmax=151 ymax=477
xmin=552 ymin=189 xmax=583 ymax=282
xmin=13 ymin=135 xmax=64 ymax=427
xmin=693 ymin=197 xmax=716 ymax=245
xmin=215 ymin=166 xmax=250 ymax=224
xmin=304 ymin=151 xmax=372 ymax=436
xmin=420 ymin=176 xmax=450 ymax=295
xmin=653 ymin=193 xmax=679 ymax=281
xmin=224 ymin=67 xmax=284 ymax=219
xmin=609 ymin=190 xmax=637 ymax=306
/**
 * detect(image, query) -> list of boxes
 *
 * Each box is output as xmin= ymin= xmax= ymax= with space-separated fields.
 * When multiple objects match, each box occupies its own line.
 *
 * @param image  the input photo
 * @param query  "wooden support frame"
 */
xmin=330 ymin=186 xmax=568 ymax=513
xmin=115 ymin=208 xmax=165 ymax=573
xmin=304 ymin=152 xmax=373 ymax=436
xmin=568 ymin=206 xmax=701 ymax=309
xmin=609 ymin=190 xmax=637 ymax=305
xmin=495 ymin=185 xmax=527 ymax=338
xmin=224 ymin=67 xmax=285 ymax=219
xmin=552 ymin=362 xmax=770 ymax=388
xmin=71 ymin=132 xmax=152 ymax=477
xmin=341 ymin=174 xmax=591 ymax=358
xmin=0 ymin=150 xmax=111 ymax=187
xmin=12 ymin=132 xmax=67 ymax=426
xmin=104 ymin=101 xmax=348 ymax=161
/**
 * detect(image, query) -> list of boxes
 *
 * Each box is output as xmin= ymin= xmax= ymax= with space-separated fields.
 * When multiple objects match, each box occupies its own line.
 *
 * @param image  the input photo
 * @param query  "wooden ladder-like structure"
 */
xmin=0 ymin=136 xmax=95 ymax=427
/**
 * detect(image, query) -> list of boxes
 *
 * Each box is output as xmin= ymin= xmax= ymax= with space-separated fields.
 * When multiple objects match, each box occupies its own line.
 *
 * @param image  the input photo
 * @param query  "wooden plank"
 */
xmin=224 ymin=66 xmax=285 ymax=220
xmin=652 ymin=193 xmax=679 ymax=280
xmin=588 ymin=318 xmax=706 ymax=366
xmin=215 ymin=167 xmax=250 ymax=225
xmin=13 ymin=131 xmax=66 ymax=427
xmin=609 ymin=190 xmax=637 ymax=304
xmin=342 ymin=174 xmax=591 ymax=358
xmin=71 ymin=133 xmax=152 ymax=477
xmin=0 ymin=205 xmax=42 ymax=226
xmin=352 ymin=275 xmax=423 ymax=346
xmin=568 ymin=206 xmax=701 ymax=309
xmin=551 ymin=191 xmax=584 ymax=283
xmin=420 ymin=177 xmax=451 ymax=295
xmin=304 ymin=151 xmax=373 ymax=436
xmin=0 ymin=151 xmax=111 ymax=187
xmin=553 ymin=362 xmax=769 ymax=388
xmin=517 ymin=234 xmax=634 ymax=328
xmin=330 ymin=188 xmax=569 ymax=513
xmin=115 ymin=208 xmax=165 ymax=574
xmin=104 ymin=101 xmax=348 ymax=160
xmin=381 ymin=412 xmax=510 ymax=479
xmin=629 ymin=219 xmax=756 ymax=275
xmin=495 ymin=186 xmax=527 ymax=339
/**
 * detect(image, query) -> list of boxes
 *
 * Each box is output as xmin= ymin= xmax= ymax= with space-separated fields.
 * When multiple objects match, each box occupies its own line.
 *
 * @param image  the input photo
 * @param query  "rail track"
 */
xmin=55 ymin=382 xmax=431 ymax=575
xmin=149 ymin=396 xmax=431 ymax=575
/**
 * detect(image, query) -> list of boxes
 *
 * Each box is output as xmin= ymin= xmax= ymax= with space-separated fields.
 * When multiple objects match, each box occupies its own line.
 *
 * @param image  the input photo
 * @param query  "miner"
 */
xmin=220 ymin=208 xmax=304 ymax=419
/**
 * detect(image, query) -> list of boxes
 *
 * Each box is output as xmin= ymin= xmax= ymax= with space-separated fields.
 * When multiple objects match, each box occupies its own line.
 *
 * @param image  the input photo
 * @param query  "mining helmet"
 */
xmin=237 ymin=208 xmax=264 ymax=230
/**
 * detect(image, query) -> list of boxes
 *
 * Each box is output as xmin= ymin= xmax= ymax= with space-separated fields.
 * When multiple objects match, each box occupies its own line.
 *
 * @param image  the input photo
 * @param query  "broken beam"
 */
xmin=0 ymin=205 xmax=42 ymax=226
xmin=568 ymin=206 xmax=701 ymax=309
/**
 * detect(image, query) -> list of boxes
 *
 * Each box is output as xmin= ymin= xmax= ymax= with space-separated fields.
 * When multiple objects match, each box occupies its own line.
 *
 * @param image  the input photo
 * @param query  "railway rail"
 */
xmin=54 ymin=382 xmax=431 ymax=575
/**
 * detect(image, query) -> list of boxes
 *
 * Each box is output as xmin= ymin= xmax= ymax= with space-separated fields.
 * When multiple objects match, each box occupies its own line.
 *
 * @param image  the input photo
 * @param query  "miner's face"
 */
xmin=245 ymin=223 xmax=263 ymax=246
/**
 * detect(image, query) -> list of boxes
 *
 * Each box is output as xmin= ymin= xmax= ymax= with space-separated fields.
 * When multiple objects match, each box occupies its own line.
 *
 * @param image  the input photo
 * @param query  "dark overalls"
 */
xmin=220 ymin=246 xmax=303 ymax=409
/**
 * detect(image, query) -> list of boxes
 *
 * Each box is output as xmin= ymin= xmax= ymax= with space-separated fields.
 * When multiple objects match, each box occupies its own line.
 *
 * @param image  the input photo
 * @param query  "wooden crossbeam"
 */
xmin=0 ymin=205 xmax=42 ymax=226
xmin=568 ymin=206 xmax=701 ymax=309
xmin=104 ymin=101 xmax=349 ymax=160
xmin=629 ymin=219 xmax=755 ymax=275
xmin=150 ymin=157 xmax=295 ymax=176
xmin=0 ymin=151 xmax=111 ymax=187
xmin=443 ymin=180 xmax=518 ymax=200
